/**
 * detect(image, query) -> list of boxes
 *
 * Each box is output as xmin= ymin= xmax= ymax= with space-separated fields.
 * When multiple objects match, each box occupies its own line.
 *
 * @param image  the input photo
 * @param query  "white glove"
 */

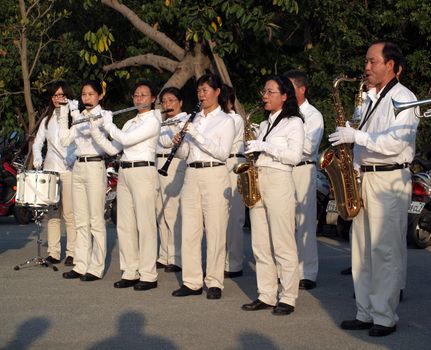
xmin=245 ymin=140 xmax=270 ymax=154
xmin=329 ymin=126 xmax=369 ymax=147
xmin=33 ymin=157 xmax=43 ymax=169
xmin=68 ymin=99 xmax=79 ymax=111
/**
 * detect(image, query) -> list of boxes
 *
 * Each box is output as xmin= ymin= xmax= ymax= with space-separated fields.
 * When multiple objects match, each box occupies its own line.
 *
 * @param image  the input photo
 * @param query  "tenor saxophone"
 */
xmin=233 ymin=106 xmax=261 ymax=208
xmin=319 ymin=75 xmax=363 ymax=220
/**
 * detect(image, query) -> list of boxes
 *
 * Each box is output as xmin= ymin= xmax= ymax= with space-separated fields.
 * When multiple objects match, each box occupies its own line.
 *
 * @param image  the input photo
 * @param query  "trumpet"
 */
xmin=392 ymin=98 xmax=431 ymax=117
xmin=71 ymin=103 xmax=151 ymax=126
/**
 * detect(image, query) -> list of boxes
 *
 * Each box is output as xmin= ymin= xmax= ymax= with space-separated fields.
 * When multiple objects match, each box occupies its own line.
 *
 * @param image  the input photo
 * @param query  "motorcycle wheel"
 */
xmin=407 ymin=211 xmax=431 ymax=249
xmin=110 ymin=199 xmax=117 ymax=225
xmin=13 ymin=205 xmax=33 ymax=225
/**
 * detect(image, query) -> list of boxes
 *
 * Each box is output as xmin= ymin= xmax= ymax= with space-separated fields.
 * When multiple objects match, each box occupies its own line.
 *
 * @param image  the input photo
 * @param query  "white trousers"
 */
xmin=181 ymin=165 xmax=230 ymax=290
xmin=117 ymin=166 xmax=159 ymax=282
xmin=156 ymin=157 xmax=185 ymax=267
xmin=250 ymin=167 xmax=299 ymax=306
xmin=292 ymin=164 xmax=318 ymax=281
xmin=225 ymin=156 xmax=246 ymax=272
xmin=352 ymin=169 xmax=410 ymax=327
xmin=46 ymin=171 xmax=76 ymax=260
xmin=72 ymin=161 xmax=107 ymax=278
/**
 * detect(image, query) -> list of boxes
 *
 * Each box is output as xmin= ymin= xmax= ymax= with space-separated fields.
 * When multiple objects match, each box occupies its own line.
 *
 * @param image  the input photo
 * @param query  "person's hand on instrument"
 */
xmin=33 ymin=156 xmax=43 ymax=170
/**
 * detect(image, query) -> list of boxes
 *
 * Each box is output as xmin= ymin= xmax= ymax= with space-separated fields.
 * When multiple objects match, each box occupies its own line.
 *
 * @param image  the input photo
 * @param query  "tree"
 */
xmin=0 ymin=0 xmax=70 ymax=137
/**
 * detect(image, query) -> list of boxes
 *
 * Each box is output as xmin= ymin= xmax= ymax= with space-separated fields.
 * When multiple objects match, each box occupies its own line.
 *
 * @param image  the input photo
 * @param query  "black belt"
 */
xmin=78 ymin=156 xmax=104 ymax=162
xmin=188 ymin=162 xmax=224 ymax=168
xmin=120 ymin=161 xmax=155 ymax=169
xmin=296 ymin=161 xmax=316 ymax=166
xmin=156 ymin=153 xmax=169 ymax=158
xmin=360 ymin=163 xmax=409 ymax=172
xmin=229 ymin=153 xmax=245 ymax=158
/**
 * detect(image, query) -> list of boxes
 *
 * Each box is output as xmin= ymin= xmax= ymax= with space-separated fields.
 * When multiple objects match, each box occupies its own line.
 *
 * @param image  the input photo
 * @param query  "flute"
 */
xmin=71 ymin=103 xmax=151 ymax=126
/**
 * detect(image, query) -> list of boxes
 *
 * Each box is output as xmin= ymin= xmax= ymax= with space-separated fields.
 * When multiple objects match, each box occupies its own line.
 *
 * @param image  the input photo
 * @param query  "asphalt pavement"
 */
xmin=0 ymin=216 xmax=430 ymax=350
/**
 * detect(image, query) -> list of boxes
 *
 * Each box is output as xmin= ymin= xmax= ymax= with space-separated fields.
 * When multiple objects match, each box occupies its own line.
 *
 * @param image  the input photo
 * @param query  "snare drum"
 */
xmin=16 ymin=171 xmax=60 ymax=207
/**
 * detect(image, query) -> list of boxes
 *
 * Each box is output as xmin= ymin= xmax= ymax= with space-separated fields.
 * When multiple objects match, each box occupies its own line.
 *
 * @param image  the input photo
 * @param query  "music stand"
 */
xmin=14 ymin=208 xmax=58 ymax=272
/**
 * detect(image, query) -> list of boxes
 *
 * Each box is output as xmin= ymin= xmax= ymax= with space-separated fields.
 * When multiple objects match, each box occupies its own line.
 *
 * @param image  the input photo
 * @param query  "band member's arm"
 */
xmin=303 ymin=111 xmax=324 ymax=158
xmin=32 ymin=117 xmax=48 ymax=168
xmin=58 ymin=105 xmax=77 ymax=147
xmin=187 ymin=117 xmax=235 ymax=161
xmin=104 ymin=112 xmax=160 ymax=147
xmin=246 ymin=117 xmax=304 ymax=165
xmin=89 ymin=121 xmax=122 ymax=156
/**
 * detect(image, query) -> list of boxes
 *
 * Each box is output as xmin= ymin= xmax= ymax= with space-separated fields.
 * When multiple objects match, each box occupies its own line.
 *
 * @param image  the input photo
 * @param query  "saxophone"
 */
xmin=233 ymin=106 xmax=261 ymax=208
xmin=319 ymin=75 xmax=363 ymax=220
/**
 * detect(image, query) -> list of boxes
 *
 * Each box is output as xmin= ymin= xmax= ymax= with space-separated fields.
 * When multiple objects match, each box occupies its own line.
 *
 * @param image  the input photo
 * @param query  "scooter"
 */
xmin=0 ymin=132 xmax=32 ymax=224
xmin=105 ymin=159 xmax=118 ymax=225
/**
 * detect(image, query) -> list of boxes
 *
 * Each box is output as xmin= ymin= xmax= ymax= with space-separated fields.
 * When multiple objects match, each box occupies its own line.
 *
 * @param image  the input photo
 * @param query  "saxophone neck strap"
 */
xmin=359 ymin=77 xmax=398 ymax=130
xmin=262 ymin=114 xmax=283 ymax=141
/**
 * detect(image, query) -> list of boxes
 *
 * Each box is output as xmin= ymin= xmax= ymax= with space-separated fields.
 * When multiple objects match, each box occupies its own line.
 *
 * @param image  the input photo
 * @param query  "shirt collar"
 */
xmin=201 ymin=105 xmax=221 ymax=118
xmin=268 ymin=109 xmax=282 ymax=123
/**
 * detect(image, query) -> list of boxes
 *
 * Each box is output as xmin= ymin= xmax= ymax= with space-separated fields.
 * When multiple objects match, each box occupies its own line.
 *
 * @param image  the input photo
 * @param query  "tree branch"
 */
xmin=103 ymin=54 xmax=179 ymax=73
xmin=101 ymin=0 xmax=186 ymax=61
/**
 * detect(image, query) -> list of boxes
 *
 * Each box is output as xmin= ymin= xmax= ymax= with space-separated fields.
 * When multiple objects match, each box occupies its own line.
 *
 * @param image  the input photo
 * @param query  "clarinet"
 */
xmin=158 ymin=101 xmax=202 ymax=176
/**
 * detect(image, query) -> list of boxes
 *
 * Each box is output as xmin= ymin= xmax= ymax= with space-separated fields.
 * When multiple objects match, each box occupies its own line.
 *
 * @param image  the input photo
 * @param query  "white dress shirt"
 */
xmin=299 ymin=100 xmax=324 ymax=162
xmin=229 ymin=111 xmax=245 ymax=154
xmin=157 ymin=112 xmax=189 ymax=154
xmin=33 ymin=110 xmax=76 ymax=172
xmin=354 ymin=82 xmax=418 ymax=165
xmin=255 ymin=110 xmax=305 ymax=171
xmin=177 ymin=106 xmax=235 ymax=163
xmin=59 ymin=104 xmax=110 ymax=157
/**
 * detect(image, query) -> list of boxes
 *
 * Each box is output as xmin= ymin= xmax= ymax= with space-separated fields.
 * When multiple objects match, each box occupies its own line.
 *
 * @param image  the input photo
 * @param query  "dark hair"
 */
xmin=160 ymin=86 xmax=183 ymax=102
xmin=83 ymin=80 xmax=104 ymax=95
xmin=133 ymin=80 xmax=157 ymax=109
xmin=263 ymin=75 xmax=303 ymax=122
xmin=371 ymin=40 xmax=404 ymax=75
xmin=219 ymin=84 xmax=236 ymax=113
xmin=284 ymin=70 xmax=309 ymax=99
xmin=45 ymin=81 xmax=73 ymax=128
xmin=196 ymin=72 xmax=222 ymax=90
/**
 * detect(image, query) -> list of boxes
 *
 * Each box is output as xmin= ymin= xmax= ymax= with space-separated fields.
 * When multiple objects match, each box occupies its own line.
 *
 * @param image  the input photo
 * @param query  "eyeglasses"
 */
xmin=132 ymin=94 xmax=151 ymax=99
xmin=260 ymin=89 xmax=281 ymax=96
xmin=52 ymin=93 xmax=65 ymax=98
xmin=161 ymin=98 xmax=178 ymax=104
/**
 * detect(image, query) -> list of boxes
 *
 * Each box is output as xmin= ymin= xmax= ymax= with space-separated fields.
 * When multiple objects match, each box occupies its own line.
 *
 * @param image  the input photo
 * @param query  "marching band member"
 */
xmin=59 ymin=80 xmax=112 ymax=281
xmin=156 ymin=87 xmax=188 ymax=273
xmin=219 ymin=84 xmax=246 ymax=278
xmin=285 ymin=70 xmax=324 ymax=290
xmin=90 ymin=80 xmax=161 ymax=290
xmin=329 ymin=41 xmax=418 ymax=336
xmin=241 ymin=75 xmax=304 ymax=315
xmin=172 ymin=73 xmax=235 ymax=299
xmin=32 ymin=81 xmax=76 ymax=266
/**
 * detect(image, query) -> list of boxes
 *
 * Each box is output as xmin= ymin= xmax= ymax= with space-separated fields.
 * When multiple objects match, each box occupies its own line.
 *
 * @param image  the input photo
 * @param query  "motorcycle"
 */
xmin=105 ymin=159 xmax=118 ymax=225
xmin=407 ymin=157 xmax=431 ymax=249
xmin=0 ymin=132 xmax=33 ymax=224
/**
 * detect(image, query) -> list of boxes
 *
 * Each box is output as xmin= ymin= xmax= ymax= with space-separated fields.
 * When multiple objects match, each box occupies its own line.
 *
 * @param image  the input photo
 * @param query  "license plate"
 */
xmin=326 ymin=200 xmax=337 ymax=213
xmin=408 ymin=201 xmax=425 ymax=214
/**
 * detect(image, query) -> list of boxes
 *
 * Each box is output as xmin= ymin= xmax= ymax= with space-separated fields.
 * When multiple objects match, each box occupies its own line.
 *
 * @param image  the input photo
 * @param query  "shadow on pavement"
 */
xmin=2 ymin=317 xmax=51 ymax=350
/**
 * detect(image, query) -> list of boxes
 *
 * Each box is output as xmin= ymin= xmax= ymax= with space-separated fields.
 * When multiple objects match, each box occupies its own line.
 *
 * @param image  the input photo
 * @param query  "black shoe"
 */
xmin=172 ymin=285 xmax=203 ymax=297
xmin=80 ymin=273 xmax=101 ymax=282
xmin=242 ymin=299 xmax=274 ymax=311
xmin=165 ymin=264 xmax=182 ymax=273
xmin=156 ymin=261 xmax=166 ymax=269
xmin=207 ymin=287 xmax=222 ymax=300
xmin=62 ymin=270 xmax=82 ymax=279
xmin=299 ymin=279 xmax=316 ymax=290
xmin=134 ymin=281 xmax=158 ymax=291
xmin=224 ymin=270 xmax=243 ymax=278
xmin=272 ymin=302 xmax=295 ymax=316
xmin=64 ymin=256 xmax=74 ymax=266
xmin=340 ymin=319 xmax=373 ymax=330
xmin=340 ymin=267 xmax=352 ymax=275
xmin=114 ymin=279 xmax=139 ymax=288
xmin=45 ymin=256 xmax=61 ymax=264
xmin=369 ymin=324 xmax=396 ymax=337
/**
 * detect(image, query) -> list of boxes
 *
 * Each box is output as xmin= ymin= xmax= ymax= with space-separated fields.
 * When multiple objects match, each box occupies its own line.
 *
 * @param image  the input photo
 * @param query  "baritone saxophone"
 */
xmin=233 ymin=105 xmax=261 ymax=208
xmin=319 ymin=75 xmax=365 ymax=220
